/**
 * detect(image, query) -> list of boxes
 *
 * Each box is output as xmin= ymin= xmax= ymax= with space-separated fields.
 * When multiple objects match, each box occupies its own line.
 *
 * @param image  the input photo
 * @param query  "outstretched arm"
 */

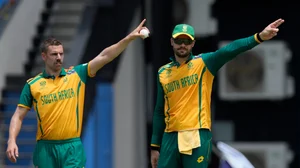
xmin=88 ymin=19 xmax=150 ymax=76
xmin=202 ymin=18 xmax=285 ymax=75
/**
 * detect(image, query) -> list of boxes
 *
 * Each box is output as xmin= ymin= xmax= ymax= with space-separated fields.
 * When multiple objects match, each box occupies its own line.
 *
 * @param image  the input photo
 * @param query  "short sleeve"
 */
xmin=74 ymin=62 xmax=95 ymax=84
xmin=18 ymin=83 xmax=33 ymax=109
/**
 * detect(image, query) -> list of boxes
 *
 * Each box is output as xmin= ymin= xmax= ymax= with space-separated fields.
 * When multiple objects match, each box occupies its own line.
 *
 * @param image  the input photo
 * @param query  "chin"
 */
xmin=178 ymin=54 xmax=189 ymax=58
xmin=54 ymin=67 xmax=62 ymax=71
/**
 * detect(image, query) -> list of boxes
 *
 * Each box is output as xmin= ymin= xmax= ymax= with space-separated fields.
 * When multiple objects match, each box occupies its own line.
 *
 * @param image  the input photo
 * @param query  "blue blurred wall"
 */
xmin=82 ymin=83 xmax=114 ymax=168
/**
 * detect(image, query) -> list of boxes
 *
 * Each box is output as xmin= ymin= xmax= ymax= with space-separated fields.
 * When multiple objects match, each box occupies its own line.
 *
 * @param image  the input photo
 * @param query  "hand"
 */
xmin=127 ymin=19 xmax=150 ymax=40
xmin=259 ymin=18 xmax=284 ymax=41
xmin=6 ymin=140 xmax=19 ymax=163
xmin=151 ymin=149 xmax=160 ymax=168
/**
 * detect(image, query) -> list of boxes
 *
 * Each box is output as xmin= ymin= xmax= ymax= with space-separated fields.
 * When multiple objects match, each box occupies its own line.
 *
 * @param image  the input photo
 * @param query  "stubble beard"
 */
xmin=175 ymin=49 xmax=190 ymax=58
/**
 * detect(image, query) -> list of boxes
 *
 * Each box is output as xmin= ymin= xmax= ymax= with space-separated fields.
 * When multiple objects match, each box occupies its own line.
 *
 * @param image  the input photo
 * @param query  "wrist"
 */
xmin=125 ymin=34 xmax=136 ymax=42
xmin=7 ymin=138 xmax=16 ymax=144
xmin=150 ymin=146 xmax=160 ymax=151
xmin=257 ymin=32 xmax=265 ymax=42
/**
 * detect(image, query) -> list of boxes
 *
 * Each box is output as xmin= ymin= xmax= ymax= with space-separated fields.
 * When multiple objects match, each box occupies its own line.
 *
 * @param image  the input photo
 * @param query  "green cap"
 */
xmin=172 ymin=24 xmax=195 ymax=40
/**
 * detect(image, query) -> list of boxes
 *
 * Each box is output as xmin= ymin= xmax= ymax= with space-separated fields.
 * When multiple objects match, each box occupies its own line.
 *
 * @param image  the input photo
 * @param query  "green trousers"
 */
xmin=158 ymin=129 xmax=212 ymax=168
xmin=33 ymin=137 xmax=86 ymax=168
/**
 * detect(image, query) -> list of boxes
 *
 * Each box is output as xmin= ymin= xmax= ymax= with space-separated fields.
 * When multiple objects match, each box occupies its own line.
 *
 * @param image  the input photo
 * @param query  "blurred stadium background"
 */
xmin=0 ymin=0 xmax=298 ymax=167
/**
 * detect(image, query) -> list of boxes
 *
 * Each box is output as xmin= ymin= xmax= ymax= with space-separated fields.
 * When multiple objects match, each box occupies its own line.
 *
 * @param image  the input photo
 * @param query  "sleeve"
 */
xmin=202 ymin=34 xmax=261 ymax=76
xmin=150 ymin=74 xmax=166 ymax=147
xmin=74 ymin=62 xmax=95 ymax=84
xmin=18 ymin=83 xmax=33 ymax=109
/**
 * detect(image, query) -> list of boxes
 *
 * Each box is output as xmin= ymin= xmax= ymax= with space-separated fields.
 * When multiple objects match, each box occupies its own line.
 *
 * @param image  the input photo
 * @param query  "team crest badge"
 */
xmin=166 ymin=69 xmax=172 ymax=78
xmin=63 ymin=76 xmax=68 ymax=83
xmin=187 ymin=62 xmax=193 ymax=70
xmin=40 ymin=81 xmax=46 ymax=87
xmin=182 ymin=25 xmax=188 ymax=32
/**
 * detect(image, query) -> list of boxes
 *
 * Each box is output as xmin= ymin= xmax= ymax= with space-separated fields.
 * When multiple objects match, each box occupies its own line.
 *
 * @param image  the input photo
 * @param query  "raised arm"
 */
xmin=88 ymin=19 xmax=150 ymax=76
xmin=202 ymin=18 xmax=284 ymax=75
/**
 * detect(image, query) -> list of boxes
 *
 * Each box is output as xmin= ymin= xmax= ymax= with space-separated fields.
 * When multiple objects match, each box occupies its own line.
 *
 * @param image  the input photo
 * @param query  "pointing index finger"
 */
xmin=271 ymin=18 xmax=284 ymax=28
xmin=138 ymin=19 xmax=146 ymax=28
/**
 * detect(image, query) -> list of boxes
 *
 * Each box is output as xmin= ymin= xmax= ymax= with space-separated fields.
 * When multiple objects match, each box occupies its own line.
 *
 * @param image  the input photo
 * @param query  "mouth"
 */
xmin=178 ymin=48 xmax=187 ymax=51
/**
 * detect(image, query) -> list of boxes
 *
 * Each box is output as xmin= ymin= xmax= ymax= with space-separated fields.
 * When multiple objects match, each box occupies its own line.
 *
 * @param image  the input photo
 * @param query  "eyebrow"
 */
xmin=50 ymin=52 xmax=64 ymax=55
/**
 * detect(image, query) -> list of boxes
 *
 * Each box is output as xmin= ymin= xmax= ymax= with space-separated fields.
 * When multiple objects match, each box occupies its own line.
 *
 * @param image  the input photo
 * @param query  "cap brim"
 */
xmin=172 ymin=33 xmax=194 ymax=40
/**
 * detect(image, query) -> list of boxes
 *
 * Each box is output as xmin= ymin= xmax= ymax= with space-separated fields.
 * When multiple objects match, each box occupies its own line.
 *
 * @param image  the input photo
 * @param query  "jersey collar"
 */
xmin=42 ymin=68 xmax=66 ymax=78
xmin=169 ymin=53 xmax=194 ymax=65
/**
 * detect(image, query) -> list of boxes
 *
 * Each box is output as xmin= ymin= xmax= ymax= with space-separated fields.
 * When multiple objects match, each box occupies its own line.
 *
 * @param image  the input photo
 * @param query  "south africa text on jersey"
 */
xmin=164 ymin=74 xmax=198 ymax=94
xmin=40 ymin=88 xmax=76 ymax=105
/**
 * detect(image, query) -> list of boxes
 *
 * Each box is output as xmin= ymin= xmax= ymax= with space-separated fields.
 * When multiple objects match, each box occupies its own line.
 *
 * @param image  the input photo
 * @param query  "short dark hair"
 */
xmin=41 ymin=37 xmax=62 ymax=53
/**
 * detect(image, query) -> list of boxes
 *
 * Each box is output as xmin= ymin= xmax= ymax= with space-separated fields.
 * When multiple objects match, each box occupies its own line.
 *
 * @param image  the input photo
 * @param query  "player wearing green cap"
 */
xmin=150 ymin=19 xmax=285 ymax=168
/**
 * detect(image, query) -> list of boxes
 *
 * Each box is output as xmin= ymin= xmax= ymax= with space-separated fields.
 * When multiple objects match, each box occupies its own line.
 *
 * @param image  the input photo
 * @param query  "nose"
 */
xmin=180 ymin=43 xmax=186 ymax=47
xmin=57 ymin=53 xmax=62 ymax=59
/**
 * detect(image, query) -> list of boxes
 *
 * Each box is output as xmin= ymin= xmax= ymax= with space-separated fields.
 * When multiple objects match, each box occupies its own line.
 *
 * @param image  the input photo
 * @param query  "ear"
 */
xmin=170 ymin=38 xmax=174 ymax=46
xmin=191 ymin=40 xmax=196 ymax=47
xmin=41 ymin=52 xmax=46 ymax=61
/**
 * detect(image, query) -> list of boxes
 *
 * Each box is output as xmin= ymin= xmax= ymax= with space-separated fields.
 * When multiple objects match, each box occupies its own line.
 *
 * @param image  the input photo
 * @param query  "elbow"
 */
xmin=12 ymin=113 xmax=23 ymax=122
xmin=106 ymin=56 xmax=115 ymax=63
xmin=90 ymin=55 xmax=114 ymax=73
xmin=9 ymin=114 xmax=21 ymax=127
xmin=18 ymin=114 xmax=25 ymax=121
xmin=14 ymin=107 xmax=26 ymax=121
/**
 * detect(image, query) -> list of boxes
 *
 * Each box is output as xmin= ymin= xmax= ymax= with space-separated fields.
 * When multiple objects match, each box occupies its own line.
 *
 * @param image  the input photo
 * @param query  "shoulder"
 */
xmin=191 ymin=54 xmax=206 ymax=65
xmin=73 ymin=63 xmax=88 ymax=69
xmin=70 ymin=63 xmax=89 ymax=72
xmin=27 ymin=73 xmax=43 ymax=85
xmin=192 ymin=54 xmax=203 ymax=60
xmin=158 ymin=62 xmax=173 ymax=74
xmin=65 ymin=66 xmax=76 ymax=75
xmin=66 ymin=66 xmax=75 ymax=70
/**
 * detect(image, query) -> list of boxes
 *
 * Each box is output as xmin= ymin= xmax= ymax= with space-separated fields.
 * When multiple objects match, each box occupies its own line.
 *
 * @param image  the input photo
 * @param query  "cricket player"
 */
xmin=150 ymin=18 xmax=284 ymax=168
xmin=6 ymin=19 xmax=149 ymax=168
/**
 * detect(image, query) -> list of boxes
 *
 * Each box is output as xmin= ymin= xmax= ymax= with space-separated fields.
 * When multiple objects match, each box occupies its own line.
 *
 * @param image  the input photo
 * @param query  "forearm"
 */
xmin=203 ymin=34 xmax=261 ymax=75
xmin=100 ymin=36 xmax=134 ymax=61
xmin=8 ymin=114 xmax=23 ymax=142
xmin=151 ymin=74 xmax=166 ymax=147
xmin=218 ymin=34 xmax=260 ymax=59
xmin=151 ymin=113 xmax=166 ymax=147
xmin=89 ymin=35 xmax=134 ymax=74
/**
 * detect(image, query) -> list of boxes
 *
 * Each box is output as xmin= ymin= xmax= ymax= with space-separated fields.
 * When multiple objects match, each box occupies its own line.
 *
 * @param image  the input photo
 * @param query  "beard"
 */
xmin=174 ymin=47 xmax=190 ymax=58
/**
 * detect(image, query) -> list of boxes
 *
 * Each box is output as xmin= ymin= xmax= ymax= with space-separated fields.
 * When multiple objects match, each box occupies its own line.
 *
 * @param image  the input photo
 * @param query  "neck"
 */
xmin=45 ymin=67 xmax=61 ymax=77
xmin=175 ymin=55 xmax=189 ymax=64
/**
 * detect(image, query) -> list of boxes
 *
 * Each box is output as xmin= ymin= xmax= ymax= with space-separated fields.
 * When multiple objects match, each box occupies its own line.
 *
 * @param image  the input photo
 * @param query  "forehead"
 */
xmin=47 ymin=45 xmax=63 ymax=53
xmin=174 ymin=35 xmax=191 ymax=39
